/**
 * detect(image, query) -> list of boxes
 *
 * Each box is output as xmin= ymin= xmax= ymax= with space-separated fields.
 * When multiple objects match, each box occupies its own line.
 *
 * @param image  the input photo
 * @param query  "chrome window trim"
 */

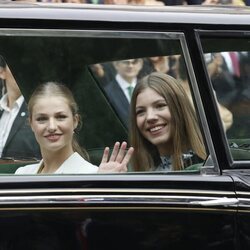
xmin=0 ymin=28 xmax=182 ymax=39
xmin=0 ymin=187 xmax=236 ymax=195
xmin=0 ymin=188 xmax=237 ymax=210
xmin=180 ymin=36 xmax=219 ymax=174
xmin=0 ymin=194 xmax=238 ymax=207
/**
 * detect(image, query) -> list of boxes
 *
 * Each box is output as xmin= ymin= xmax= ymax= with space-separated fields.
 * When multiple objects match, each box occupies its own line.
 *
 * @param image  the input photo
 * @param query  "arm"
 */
xmin=213 ymin=89 xmax=233 ymax=131
xmin=217 ymin=103 xmax=233 ymax=131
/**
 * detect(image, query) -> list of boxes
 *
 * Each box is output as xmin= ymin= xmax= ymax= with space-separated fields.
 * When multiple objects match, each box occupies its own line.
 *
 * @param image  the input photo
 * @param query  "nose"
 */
xmin=127 ymin=61 xmax=134 ymax=67
xmin=48 ymin=118 xmax=57 ymax=132
xmin=146 ymin=108 xmax=157 ymax=122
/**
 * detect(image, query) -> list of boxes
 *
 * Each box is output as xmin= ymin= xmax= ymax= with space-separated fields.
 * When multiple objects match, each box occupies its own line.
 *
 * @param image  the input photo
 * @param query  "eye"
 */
xmin=156 ymin=102 xmax=167 ymax=109
xmin=36 ymin=116 xmax=47 ymax=123
xmin=136 ymin=109 xmax=145 ymax=116
xmin=56 ymin=114 xmax=67 ymax=120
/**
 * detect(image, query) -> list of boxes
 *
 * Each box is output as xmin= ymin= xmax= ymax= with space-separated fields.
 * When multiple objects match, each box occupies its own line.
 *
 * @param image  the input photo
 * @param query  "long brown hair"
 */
xmin=129 ymin=72 xmax=206 ymax=171
xmin=28 ymin=81 xmax=89 ymax=160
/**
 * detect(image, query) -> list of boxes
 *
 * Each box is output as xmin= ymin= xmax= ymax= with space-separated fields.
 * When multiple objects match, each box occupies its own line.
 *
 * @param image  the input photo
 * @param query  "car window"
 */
xmin=201 ymin=33 xmax=250 ymax=165
xmin=0 ymin=29 xmax=212 ymax=174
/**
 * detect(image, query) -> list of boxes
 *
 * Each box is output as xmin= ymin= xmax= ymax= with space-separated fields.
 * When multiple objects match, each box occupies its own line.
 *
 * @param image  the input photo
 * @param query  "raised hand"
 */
xmin=98 ymin=141 xmax=134 ymax=173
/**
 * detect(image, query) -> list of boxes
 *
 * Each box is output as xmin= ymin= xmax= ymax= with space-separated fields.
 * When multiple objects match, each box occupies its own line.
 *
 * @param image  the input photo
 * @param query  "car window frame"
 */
xmin=197 ymin=29 xmax=250 ymax=170
xmin=0 ymin=28 xmax=219 ymax=177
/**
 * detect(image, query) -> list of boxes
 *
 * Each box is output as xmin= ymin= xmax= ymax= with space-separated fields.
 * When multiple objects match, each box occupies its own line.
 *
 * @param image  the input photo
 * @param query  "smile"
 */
xmin=149 ymin=125 xmax=165 ymax=133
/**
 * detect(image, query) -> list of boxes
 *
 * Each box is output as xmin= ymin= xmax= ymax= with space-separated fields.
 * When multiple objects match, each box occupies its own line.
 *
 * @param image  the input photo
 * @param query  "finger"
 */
xmin=115 ymin=141 xmax=127 ymax=163
xmin=100 ymin=147 xmax=110 ymax=164
xmin=120 ymin=147 xmax=134 ymax=166
xmin=109 ymin=142 xmax=120 ymax=162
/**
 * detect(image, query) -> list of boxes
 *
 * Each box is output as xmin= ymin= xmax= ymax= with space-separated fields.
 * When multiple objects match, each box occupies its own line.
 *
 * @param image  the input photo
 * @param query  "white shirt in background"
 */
xmin=115 ymin=74 xmax=137 ymax=102
xmin=0 ymin=94 xmax=24 ymax=157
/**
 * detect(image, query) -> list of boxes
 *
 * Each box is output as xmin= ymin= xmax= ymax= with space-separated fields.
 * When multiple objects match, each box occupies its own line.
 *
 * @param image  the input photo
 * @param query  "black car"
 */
xmin=0 ymin=2 xmax=249 ymax=250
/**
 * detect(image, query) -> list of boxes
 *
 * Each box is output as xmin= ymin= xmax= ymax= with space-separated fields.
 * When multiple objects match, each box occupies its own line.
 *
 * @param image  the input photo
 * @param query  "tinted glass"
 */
xmin=201 ymin=35 xmax=250 ymax=163
xmin=0 ymin=30 xmax=208 ymax=174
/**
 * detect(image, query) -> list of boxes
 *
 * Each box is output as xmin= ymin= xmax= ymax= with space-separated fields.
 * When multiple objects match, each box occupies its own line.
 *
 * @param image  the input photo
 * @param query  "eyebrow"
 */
xmin=34 ymin=111 xmax=67 ymax=116
xmin=136 ymin=98 xmax=166 ymax=108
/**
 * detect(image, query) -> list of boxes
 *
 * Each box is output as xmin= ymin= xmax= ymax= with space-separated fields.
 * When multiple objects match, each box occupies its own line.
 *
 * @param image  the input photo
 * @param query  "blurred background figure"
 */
xmin=128 ymin=0 xmax=164 ymax=4
xmin=139 ymin=55 xmax=179 ymax=79
xmin=37 ymin=0 xmax=85 ymax=2
xmin=239 ymin=52 xmax=250 ymax=98
xmin=176 ymin=55 xmax=233 ymax=131
xmin=104 ymin=0 xmax=164 ymax=4
xmin=0 ymin=56 xmax=41 ymax=160
xmin=104 ymin=0 xmax=127 ymax=3
xmin=202 ymin=0 xmax=245 ymax=5
xmin=90 ymin=63 xmax=116 ymax=87
xmin=159 ymin=0 xmax=202 ymax=5
xmin=139 ymin=56 xmax=170 ymax=78
xmin=206 ymin=51 xmax=250 ymax=138
xmin=103 ymin=59 xmax=143 ymax=127
xmin=206 ymin=52 xmax=239 ymax=108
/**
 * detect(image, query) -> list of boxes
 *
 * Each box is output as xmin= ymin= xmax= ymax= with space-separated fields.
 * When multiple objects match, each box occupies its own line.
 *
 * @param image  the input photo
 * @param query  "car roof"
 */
xmin=0 ymin=2 xmax=250 ymax=25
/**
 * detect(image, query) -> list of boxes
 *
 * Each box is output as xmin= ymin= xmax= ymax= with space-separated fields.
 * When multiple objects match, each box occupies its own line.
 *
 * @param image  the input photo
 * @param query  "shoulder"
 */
xmin=15 ymin=162 xmax=41 ymax=174
xmin=104 ymin=79 xmax=119 ymax=91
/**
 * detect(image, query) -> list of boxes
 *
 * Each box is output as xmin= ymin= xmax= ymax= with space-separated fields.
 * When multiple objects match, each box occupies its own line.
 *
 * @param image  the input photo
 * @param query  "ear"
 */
xmin=113 ymin=61 xmax=119 ymax=71
xmin=73 ymin=114 xmax=79 ymax=130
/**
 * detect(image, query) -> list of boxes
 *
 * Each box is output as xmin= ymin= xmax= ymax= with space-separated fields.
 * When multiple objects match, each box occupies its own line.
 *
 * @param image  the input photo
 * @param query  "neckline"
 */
xmin=37 ymin=162 xmax=44 ymax=174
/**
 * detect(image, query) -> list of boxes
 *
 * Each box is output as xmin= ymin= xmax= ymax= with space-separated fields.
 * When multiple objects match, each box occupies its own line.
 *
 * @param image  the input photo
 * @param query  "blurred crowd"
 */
xmin=11 ymin=0 xmax=249 ymax=7
xmin=90 ymin=49 xmax=250 ymax=139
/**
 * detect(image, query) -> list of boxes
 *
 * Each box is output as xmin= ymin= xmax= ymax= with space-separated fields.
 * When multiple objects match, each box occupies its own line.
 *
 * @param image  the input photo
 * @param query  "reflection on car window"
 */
xmin=202 ymin=37 xmax=250 ymax=162
xmin=0 ymin=31 xmax=209 ymax=174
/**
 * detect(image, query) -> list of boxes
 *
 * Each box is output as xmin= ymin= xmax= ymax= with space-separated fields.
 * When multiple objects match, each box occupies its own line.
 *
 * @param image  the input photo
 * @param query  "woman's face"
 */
xmin=135 ymin=87 xmax=173 ymax=155
xmin=30 ymin=96 xmax=78 ymax=154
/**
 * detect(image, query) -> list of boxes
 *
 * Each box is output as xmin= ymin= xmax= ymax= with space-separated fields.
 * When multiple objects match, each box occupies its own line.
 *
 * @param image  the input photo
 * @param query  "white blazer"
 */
xmin=15 ymin=152 xmax=98 ymax=174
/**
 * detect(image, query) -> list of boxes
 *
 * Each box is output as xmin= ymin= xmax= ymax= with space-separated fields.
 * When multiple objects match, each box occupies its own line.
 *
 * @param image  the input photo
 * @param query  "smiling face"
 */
xmin=30 ymin=96 xmax=78 ymax=156
xmin=135 ymin=87 xmax=173 ymax=156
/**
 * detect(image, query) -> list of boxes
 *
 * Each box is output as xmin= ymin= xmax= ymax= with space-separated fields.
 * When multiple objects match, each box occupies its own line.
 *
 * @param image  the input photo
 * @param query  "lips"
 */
xmin=148 ymin=125 xmax=165 ymax=134
xmin=45 ymin=134 xmax=61 ymax=142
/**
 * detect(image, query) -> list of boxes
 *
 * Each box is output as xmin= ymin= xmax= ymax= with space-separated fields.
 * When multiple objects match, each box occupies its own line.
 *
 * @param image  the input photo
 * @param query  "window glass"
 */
xmin=201 ymin=36 xmax=250 ymax=162
xmin=0 ymin=30 xmax=209 ymax=174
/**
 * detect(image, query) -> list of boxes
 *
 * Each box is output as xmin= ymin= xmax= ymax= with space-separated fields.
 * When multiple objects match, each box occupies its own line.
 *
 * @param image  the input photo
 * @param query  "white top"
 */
xmin=116 ymin=74 xmax=137 ymax=102
xmin=221 ymin=52 xmax=234 ymax=74
xmin=0 ymin=95 xmax=24 ymax=157
xmin=15 ymin=152 xmax=98 ymax=174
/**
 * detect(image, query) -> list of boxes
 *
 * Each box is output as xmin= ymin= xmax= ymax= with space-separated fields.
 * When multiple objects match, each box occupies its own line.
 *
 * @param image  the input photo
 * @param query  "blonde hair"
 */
xmin=28 ymin=81 xmax=89 ymax=160
xmin=129 ymin=72 xmax=206 ymax=171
